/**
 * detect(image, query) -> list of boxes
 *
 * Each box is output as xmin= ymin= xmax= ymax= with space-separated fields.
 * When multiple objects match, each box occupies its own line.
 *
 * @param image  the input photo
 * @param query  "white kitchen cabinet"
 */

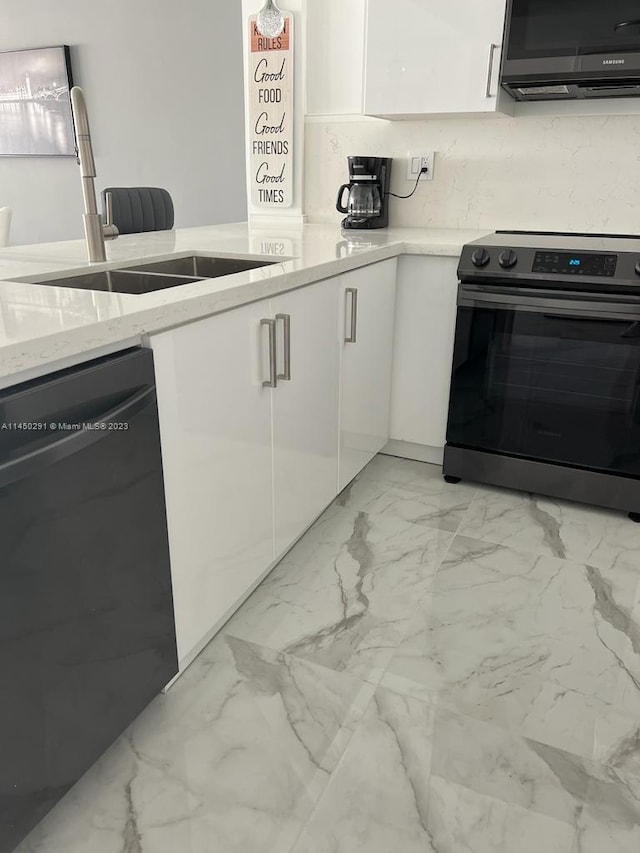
xmin=306 ymin=0 xmax=366 ymax=115
xmin=389 ymin=255 xmax=459 ymax=453
xmin=151 ymin=260 xmax=400 ymax=669
xmin=271 ymin=279 xmax=340 ymax=558
xmin=338 ymin=259 xmax=397 ymax=490
xmin=363 ymin=0 xmax=514 ymax=118
xmin=151 ymin=299 xmax=274 ymax=667
xmin=153 ymin=278 xmax=341 ymax=664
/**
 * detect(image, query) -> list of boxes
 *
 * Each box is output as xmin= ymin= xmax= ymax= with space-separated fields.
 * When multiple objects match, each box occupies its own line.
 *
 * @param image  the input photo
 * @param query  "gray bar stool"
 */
xmin=101 ymin=187 xmax=174 ymax=235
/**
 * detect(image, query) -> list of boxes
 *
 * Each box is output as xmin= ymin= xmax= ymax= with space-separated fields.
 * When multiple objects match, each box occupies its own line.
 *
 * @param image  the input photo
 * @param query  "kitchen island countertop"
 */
xmin=0 ymin=222 xmax=486 ymax=386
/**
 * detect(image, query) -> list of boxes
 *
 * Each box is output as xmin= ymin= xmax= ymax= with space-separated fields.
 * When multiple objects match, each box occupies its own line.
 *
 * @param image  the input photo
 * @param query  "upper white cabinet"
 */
xmin=306 ymin=0 xmax=513 ymax=119
xmin=271 ymin=279 xmax=340 ymax=558
xmin=306 ymin=0 xmax=366 ymax=115
xmin=364 ymin=0 xmax=513 ymax=118
xmin=152 ymin=299 xmax=275 ymax=667
xmin=338 ymin=259 xmax=397 ymax=491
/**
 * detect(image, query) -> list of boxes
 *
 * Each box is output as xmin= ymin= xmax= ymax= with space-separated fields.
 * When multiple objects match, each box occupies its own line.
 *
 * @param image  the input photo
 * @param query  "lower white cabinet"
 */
xmin=389 ymin=255 xmax=459 ymax=452
xmin=151 ymin=260 xmax=400 ymax=669
xmin=271 ymin=280 xmax=340 ymax=558
xmin=338 ymin=259 xmax=397 ymax=490
xmin=151 ymin=299 xmax=275 ymax=666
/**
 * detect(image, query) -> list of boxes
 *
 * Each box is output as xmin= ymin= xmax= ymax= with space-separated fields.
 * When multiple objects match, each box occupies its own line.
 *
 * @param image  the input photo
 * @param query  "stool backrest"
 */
xmin=101 ymin=188 xmax=174 ymax=235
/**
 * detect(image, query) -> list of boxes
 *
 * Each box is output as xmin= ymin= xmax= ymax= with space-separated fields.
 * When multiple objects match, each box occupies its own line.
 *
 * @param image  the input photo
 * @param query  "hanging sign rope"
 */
xmin=248 ymin=14 xmax=294 ymax=208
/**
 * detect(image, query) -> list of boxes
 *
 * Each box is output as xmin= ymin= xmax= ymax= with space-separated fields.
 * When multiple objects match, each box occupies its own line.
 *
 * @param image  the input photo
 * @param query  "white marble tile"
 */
xmin=291 ymin=688 xmax=439 ymax=853
xmin=425 ymin=776 xmax=577 ymax=853
xmin=15 ymin=462 xmax=640 ymax=853
xmin=292 ymin=687 xmax=581 ymax=853
xmin=430 ymin=708 xmax=589 ymax=826
xmin=336 ymin=458 xmax=477 ymax=533
xmin=459 ymin=485 xmax=640 ymax=574
xmin=432 ymin=708 xmax=640 ymax=848
xmin=224 ymin=504 xmax=453 ymax=684
xmin=381 ymin=534 xmax=640 ymax=759
xmin=596 ymin=718 xmax=640 ymax=788
xmin=15 ymin=635 xmax=375 ymax=853
xmin=571 ymin=763 xmax=640 ymax=852
xmin=573 ymin=810 xmax=640 ymax=852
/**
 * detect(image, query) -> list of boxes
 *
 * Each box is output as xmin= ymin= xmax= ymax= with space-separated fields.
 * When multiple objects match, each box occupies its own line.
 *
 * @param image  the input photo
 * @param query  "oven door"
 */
xmin=447 ymin=285 xmax=640 ymax=477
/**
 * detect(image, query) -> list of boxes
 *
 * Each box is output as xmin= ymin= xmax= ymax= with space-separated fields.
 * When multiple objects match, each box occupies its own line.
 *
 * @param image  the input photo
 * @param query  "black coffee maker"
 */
xmin=336 ymin=156 xmax=392 ymax=230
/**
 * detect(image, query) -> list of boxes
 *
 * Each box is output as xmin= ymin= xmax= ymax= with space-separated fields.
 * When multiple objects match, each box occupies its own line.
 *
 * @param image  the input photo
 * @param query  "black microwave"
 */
xmin=501 ymin=0 xmax=640 ymax=100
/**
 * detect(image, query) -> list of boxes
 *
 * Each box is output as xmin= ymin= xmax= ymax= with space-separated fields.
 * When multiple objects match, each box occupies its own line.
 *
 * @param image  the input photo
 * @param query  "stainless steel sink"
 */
xmin=15 ymin=255 xmax=277 ymax=295
xmin=123 ymin=255 xmax=276 ymax=278
xmin=26 ymin=269 xmax=203 ymax=295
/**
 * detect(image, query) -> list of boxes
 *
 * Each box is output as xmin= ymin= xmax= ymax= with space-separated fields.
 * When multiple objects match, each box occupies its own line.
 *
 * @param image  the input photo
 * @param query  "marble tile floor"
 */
xmin=17 ymin=454 xmax=640 ymax=853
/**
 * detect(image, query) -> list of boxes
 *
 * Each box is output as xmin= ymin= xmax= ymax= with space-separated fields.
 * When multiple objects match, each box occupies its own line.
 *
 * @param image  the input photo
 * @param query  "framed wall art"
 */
xmin=0 ymin=45 xmax=75 ymax=156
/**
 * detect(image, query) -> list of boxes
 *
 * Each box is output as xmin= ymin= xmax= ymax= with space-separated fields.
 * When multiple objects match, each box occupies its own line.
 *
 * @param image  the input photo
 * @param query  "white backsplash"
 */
xmin=304 ymin=114 xmax=640 ymax=233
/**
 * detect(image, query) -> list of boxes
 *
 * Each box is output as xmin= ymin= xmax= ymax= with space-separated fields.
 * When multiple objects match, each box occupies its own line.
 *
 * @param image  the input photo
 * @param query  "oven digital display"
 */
xmin=532 ymin=252 xmax=617 ymax=277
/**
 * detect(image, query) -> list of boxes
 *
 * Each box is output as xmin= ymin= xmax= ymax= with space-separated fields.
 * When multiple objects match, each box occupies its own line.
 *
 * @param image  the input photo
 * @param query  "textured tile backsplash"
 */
xmin=305 ymin=113 xmax=640 ymax=233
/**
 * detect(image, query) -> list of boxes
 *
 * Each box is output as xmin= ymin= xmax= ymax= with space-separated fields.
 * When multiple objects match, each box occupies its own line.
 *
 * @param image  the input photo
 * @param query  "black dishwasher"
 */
xmin=0 ymin=347 xmax=178 ymax=853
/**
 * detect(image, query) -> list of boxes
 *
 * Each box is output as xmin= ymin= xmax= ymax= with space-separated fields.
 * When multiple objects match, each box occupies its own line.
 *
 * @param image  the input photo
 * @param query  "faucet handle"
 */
xmin=103 ymin=191 xmax=119 ymax=240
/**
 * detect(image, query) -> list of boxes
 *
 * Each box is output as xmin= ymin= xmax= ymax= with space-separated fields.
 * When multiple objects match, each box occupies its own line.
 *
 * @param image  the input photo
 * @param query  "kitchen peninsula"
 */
xmin=0 ymin=220 xmax=484 ymax=670
xmin=0 ymin=222 xmax=483 ymax=385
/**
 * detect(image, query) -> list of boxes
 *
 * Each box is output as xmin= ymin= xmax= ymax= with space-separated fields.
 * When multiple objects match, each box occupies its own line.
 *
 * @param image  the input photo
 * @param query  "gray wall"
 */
xmin=0 ymin=0 xmax=247 ymax=245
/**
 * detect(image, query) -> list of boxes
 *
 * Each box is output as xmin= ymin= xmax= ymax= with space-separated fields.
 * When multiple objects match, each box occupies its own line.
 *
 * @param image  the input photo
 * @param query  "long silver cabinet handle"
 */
xmin=485 ymin=43 xmax=499 ymax=99
xmin=276 ymin=313 xmax=291 ymax=381
xmin=261 ymin=318 xmax=277 ymax=388
xmin=345 ymin=287 xmax=358 ymax=343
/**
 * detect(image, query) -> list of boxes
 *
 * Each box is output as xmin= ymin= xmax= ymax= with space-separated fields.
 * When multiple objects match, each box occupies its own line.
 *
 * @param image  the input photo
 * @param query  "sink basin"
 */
xmin=15 ymin=255 xmax=277 ymax=295
xmin=123 ymin=255 xmax=277 ymax=278
xmin=26 ymin=269 xmax=203 ymax=295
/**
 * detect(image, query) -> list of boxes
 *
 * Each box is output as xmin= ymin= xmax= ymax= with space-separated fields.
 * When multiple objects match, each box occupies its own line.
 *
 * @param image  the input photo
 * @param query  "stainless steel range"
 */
xmin=444 ymin=231 xmax=640 ymax=521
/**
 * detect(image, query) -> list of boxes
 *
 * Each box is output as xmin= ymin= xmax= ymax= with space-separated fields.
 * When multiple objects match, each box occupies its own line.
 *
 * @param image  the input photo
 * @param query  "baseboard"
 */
xmin=381 ymin=439 xmax=444 ymax=466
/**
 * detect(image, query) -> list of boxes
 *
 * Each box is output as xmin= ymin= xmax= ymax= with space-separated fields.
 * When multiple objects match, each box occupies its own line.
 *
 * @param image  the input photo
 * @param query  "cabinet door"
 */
xmin=364 ymin=0 xmax=511 ymax=117
xmin=151 ymin=301 xmax=274 ymax=666
xmin=306 ymin=0 xmax=366 ymax=115
xmin=338 ymin=259 xmax=397 ymax=490
xmin=389 ymin=255 xmax=459 ymax=449
xmin=270 ymin=279 xmax=340 ymax=557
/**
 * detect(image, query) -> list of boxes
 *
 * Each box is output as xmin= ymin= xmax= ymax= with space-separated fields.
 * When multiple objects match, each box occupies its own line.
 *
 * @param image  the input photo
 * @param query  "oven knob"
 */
xmin=635 ymin=260 xmax=640 ymax=276
xmin=471 ymin=248 xmax=490 ymax=267
xmin=499 ymin=249 xmax=518 ymax=269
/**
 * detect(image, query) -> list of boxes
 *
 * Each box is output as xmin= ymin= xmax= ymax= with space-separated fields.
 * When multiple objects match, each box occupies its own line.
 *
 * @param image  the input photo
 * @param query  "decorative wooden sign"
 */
xmin=248 ymin=15 xmax=293 ymax=208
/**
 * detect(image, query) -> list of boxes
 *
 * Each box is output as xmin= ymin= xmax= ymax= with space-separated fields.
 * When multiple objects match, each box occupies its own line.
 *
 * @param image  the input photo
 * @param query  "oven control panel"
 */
xmin=532 ymin=251 xmax=617 ymax=277
xmin=459 ymin=233 xmax=640 ymax=292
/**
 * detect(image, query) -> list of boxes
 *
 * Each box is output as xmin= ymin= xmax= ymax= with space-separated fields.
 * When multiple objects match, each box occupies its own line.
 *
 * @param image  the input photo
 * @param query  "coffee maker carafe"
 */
xmin=336 ymin=156 xmax=392 ymax=230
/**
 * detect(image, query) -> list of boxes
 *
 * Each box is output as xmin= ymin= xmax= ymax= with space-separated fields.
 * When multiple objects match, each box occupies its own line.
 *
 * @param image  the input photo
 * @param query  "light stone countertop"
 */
xmin=0 ymin=222 xmax=486 ymax=386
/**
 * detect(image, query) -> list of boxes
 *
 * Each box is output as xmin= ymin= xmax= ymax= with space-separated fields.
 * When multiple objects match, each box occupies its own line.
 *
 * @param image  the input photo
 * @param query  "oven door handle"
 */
xmin=458 ymin=288 xmax=640 ymax=321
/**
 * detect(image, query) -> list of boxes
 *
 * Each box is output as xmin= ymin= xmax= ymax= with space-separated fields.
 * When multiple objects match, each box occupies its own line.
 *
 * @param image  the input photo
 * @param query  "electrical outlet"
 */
xmin=406 ymin=153 xmax=435 ymax=181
